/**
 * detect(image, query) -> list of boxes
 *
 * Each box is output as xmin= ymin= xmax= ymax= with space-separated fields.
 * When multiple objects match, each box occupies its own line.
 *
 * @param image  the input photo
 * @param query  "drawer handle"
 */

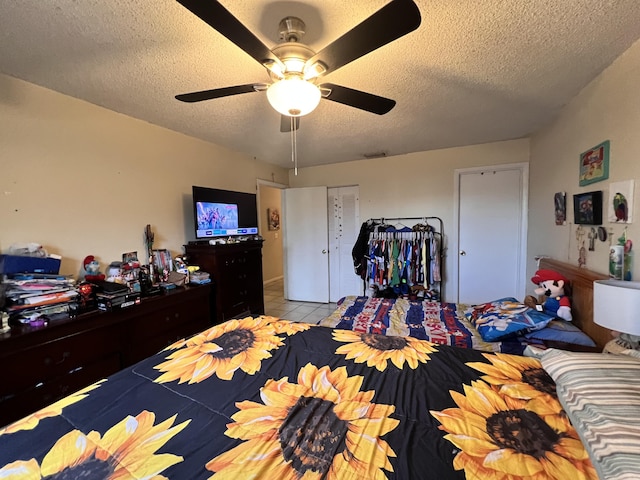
xmin=44 ymin=352 xmax=70 ymax=366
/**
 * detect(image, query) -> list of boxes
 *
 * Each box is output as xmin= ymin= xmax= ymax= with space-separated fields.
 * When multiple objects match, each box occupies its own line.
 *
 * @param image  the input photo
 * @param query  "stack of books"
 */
xmin=94 ymin=280 xmax=140 ymax=311
xmin=2 ymin=273 xmax=78 ymax=325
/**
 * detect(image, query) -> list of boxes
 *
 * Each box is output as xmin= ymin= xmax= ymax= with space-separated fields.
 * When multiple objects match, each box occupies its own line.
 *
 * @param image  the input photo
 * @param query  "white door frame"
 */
xmin=257 ymin=179 xmax=287 ymax=286
xmin=451 ymin=162 xmax=529 ymax=303
xmin=256 ymin=179 xmax=287 ymax=232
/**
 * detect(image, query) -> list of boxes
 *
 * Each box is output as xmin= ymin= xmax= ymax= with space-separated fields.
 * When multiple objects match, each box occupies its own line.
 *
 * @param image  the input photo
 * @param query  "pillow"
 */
xmin=541 ymin=350 xmax=640 ymax=480
xmin=522 ymin=319 xmax=596 ymax=347
xmin=464 ymin=297 xmax=555 ymax=342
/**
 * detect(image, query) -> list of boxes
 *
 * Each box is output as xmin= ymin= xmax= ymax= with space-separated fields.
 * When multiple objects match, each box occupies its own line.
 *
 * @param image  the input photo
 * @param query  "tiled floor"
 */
xmin=263 ymin=279 xmax=337 ymax=324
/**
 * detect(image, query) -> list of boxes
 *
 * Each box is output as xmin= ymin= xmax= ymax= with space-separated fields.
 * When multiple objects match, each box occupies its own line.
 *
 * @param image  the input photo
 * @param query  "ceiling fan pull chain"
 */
xmin=291 ymin=117 xmax=298 ymax=175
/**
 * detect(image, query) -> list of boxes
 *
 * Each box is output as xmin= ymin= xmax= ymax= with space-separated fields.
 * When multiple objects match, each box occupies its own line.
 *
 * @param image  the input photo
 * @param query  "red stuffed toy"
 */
xmin=528 ymin=269 xmax=572 ymax=321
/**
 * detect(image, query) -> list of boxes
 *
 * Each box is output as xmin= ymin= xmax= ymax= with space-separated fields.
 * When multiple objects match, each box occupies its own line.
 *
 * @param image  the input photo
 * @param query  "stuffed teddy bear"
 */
xmin=524 ymin=269 xmax=572 ymax=321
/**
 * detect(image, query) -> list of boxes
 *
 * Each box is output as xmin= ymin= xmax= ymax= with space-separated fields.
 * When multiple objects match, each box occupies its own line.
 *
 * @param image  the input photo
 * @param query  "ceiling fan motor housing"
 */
xmin=278 ymin=16 xmax=306 ymax=43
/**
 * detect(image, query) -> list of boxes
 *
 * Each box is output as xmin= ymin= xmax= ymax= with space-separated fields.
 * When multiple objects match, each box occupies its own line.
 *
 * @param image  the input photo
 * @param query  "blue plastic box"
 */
xmin=0 ymin=255 xmax=61 ymax=275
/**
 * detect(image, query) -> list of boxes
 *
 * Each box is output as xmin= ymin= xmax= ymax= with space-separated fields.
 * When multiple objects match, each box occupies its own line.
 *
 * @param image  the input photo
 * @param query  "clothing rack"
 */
xmin=353 ymin=216 xmax=445 ymax=301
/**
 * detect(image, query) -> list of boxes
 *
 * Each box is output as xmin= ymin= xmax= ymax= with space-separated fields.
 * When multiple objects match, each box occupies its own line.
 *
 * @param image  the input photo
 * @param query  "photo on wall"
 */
xmin=573 ymin=191 xmax=603 ymax=225
xmin=554 ymin=192 xmax=566 ymax=225
xmin=607 ymin=180 xmax=634 ymax=224
xmin=579 ymin=140 xmax=609 ymax=186
xmin=268 ymin=208 xmax=280 ymax=231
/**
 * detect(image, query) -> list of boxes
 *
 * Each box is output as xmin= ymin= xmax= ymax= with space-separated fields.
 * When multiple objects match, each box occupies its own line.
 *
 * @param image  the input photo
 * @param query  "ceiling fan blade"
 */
xmin=175 ymin=84 xmax=263 ymax=103
xmin=280 ymin=115 xmax=300 ymax=132
xmin=320 ymin=83 xmax=396 ymax=115
xmin=176 ymin=0 xmax=284 ymax=69
xmin=306 ymin=0 xmax=421 ymax=77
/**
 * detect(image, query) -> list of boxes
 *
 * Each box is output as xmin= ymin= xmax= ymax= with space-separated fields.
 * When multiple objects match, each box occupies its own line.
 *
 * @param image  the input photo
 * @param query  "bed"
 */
xmin=3 ymin=314 xmax=633 ymax=480
xmin=3 ymin=259 xmax=635 ymax=479
xmin=320 ymin=258 xmax=608 ymax=354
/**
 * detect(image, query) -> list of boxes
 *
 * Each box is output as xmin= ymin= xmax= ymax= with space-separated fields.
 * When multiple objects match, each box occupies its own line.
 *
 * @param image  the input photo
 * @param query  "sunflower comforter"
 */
xmin=0 ymin=316 xmax=596 ymax=479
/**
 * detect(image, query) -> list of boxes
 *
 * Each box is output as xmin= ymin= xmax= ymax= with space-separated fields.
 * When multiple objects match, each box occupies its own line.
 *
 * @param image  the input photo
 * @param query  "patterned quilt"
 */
xmin=319 ymin=296 xmax=532 ymax=354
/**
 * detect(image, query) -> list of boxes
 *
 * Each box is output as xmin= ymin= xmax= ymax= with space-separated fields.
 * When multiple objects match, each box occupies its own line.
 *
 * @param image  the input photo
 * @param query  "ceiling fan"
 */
xmin=175 ymin=0 xmax=421 ymax=132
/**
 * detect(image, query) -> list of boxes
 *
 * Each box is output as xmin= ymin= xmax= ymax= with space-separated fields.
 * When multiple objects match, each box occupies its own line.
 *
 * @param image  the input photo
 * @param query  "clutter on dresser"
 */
xmin=1 ymin=273 xmax=78 ymax=327
xmin=0 ymin=245 xmax=78 ymax=328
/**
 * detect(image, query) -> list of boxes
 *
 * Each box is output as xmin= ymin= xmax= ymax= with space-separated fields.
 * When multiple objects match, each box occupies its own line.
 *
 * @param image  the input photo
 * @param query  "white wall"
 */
xmin=289 ymin=138 xmax=530 ymax=300
xmin=529 ymin=38 xmax=640 ymax=281
xmin=0 ymin=74 xmax=288 ymax=276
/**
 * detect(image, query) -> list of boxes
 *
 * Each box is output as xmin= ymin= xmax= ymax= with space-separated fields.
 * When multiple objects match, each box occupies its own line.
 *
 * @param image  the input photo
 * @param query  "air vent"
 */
xmin=363 ymin=151 xmax=387 ymax=159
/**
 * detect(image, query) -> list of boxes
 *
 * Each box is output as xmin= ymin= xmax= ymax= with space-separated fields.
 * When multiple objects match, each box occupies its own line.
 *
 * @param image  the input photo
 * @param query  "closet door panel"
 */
xmin=283 ymin=187 xmax=329 ymax=303
xmin=458 ymin=168 xmax=524 ymax=304
xmin=328 ymin=186 xmax=361 ymax=302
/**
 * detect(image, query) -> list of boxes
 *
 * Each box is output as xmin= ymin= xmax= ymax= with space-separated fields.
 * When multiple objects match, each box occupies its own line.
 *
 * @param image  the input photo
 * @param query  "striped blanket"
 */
xmin=542 ymin=350 xmax=640 ymax=480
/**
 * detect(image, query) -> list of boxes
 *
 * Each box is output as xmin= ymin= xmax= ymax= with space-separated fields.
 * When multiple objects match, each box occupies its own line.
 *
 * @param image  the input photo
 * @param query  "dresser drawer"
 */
xmin=128 ymin=298 xmax=209 ymax=338
xmin=1 ymin=325 xmax=122 ymax=397
xmin=125 ymin=322 xmax=209 ymax=365
xmin=0 ymin=352 xmax=122 ymax=428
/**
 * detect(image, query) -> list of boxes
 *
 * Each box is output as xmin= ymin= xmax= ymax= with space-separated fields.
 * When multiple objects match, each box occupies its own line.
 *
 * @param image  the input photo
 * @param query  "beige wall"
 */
xmin=258 ymin=184 xmax=284 ymax=283
xmin=528 ymin=38 xmax=640 ymax=281
xmin=4 ymin=34 xmax=638 ymax=291
xmin=0 ymin=74 xmax=288 ymax=277
xmin=289 ymin=138 xmax=530 ymax=299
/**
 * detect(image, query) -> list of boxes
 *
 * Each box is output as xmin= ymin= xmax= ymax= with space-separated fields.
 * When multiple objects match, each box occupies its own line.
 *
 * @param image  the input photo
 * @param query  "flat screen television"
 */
xmin=192 ymin=186 xmax=259 ymax=239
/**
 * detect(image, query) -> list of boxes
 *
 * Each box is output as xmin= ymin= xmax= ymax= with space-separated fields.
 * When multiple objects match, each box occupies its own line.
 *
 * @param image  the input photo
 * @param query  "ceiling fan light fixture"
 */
xmin=267 ymin=76 xmax=321 ymax=117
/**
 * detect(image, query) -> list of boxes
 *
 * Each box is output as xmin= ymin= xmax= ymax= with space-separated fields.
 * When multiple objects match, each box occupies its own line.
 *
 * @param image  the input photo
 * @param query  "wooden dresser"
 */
xmin=0 ymin=285 xmax=211 ymax=428
xmin=184 ymin=240 xmax=265 ymax=323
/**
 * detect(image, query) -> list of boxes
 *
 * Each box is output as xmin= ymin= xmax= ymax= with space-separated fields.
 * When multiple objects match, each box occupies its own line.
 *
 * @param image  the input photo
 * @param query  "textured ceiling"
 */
xmin=2 ymin=1 xmax=640 ymax=169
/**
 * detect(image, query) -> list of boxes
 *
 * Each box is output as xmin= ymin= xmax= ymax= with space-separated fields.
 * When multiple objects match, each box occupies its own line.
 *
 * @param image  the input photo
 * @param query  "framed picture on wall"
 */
xmin=607 ymin=179 xmax=634 ymax=224
xmin=268 ymin=208 xmax=280 ymax=230
xmin=573 ymin=191 xmax=603 ymax=225
xmin=579 ymin=140 xmax=609 ymax=186
xmin=554 ymin=192 xmax=566 ymax=225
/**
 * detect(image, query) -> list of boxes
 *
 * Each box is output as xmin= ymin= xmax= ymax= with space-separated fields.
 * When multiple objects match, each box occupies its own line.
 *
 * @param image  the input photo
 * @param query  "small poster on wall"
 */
xmin=607 ymin=179 xmax=634 ymax=224
xmin=268 ymin=208 xmax=280 ymax=230
xmin=554 ymin=192 xmax=566 ymax=225
xmin=579 ymin=140 xmax=610 ymax=186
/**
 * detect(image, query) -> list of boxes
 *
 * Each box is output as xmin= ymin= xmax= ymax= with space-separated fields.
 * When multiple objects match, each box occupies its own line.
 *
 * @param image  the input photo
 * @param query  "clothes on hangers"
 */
xmin=352 ymin=219 xmax=379 ymax=279
xmin=364 ymin=230 xmax=441 ymax=300
xmin=351 ymin=217 xmax=443 ymax=299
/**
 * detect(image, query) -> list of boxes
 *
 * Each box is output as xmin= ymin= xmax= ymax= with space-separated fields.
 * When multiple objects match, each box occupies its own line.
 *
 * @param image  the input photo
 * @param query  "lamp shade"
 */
xmin=594 ymin=279 xmax=640 ymax=336
xmin=266 ymin=77 xmax=321 ymax=117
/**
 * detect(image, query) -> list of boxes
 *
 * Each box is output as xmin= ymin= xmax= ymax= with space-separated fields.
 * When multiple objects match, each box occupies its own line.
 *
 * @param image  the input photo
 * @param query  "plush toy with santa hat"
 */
xmin=525 ymin=269 xmax=572 ymax=321
xmin=82 ymin=255 xmax=105 ymax=282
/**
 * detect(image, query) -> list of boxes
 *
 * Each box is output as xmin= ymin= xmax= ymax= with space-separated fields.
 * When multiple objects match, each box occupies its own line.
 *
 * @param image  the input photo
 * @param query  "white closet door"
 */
xmin=328 ymin=186 xmax=360 ymax=302
xmin=457 ymin=167 xmax=526 ymax=304
xmin=283 ymin=186 xmax=329 ymax=302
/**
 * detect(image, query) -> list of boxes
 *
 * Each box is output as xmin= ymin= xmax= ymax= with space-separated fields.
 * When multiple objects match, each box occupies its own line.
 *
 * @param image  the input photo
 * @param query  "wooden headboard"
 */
xmin=538 ymin=258 xmax=612 ymax=350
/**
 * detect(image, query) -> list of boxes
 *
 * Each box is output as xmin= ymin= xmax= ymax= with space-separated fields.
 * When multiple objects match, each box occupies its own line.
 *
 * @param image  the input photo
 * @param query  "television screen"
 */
xmin=192 ymin=186 xmax=259 ymax=239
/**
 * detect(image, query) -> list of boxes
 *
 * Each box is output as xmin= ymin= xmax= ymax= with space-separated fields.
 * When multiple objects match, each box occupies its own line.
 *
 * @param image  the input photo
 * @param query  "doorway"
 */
xmin=452 ymin=163 xmax=528 ymax=304
xmin=281 ymin=185 xmax=361 ymax=303
xmin=257 ymin=180 xmax=286 ymax=286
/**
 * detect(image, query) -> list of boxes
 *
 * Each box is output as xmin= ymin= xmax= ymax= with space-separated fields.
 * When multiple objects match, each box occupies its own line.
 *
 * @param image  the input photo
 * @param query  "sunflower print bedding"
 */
xmin=0 ymin=316 xmax=597 ymax=479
